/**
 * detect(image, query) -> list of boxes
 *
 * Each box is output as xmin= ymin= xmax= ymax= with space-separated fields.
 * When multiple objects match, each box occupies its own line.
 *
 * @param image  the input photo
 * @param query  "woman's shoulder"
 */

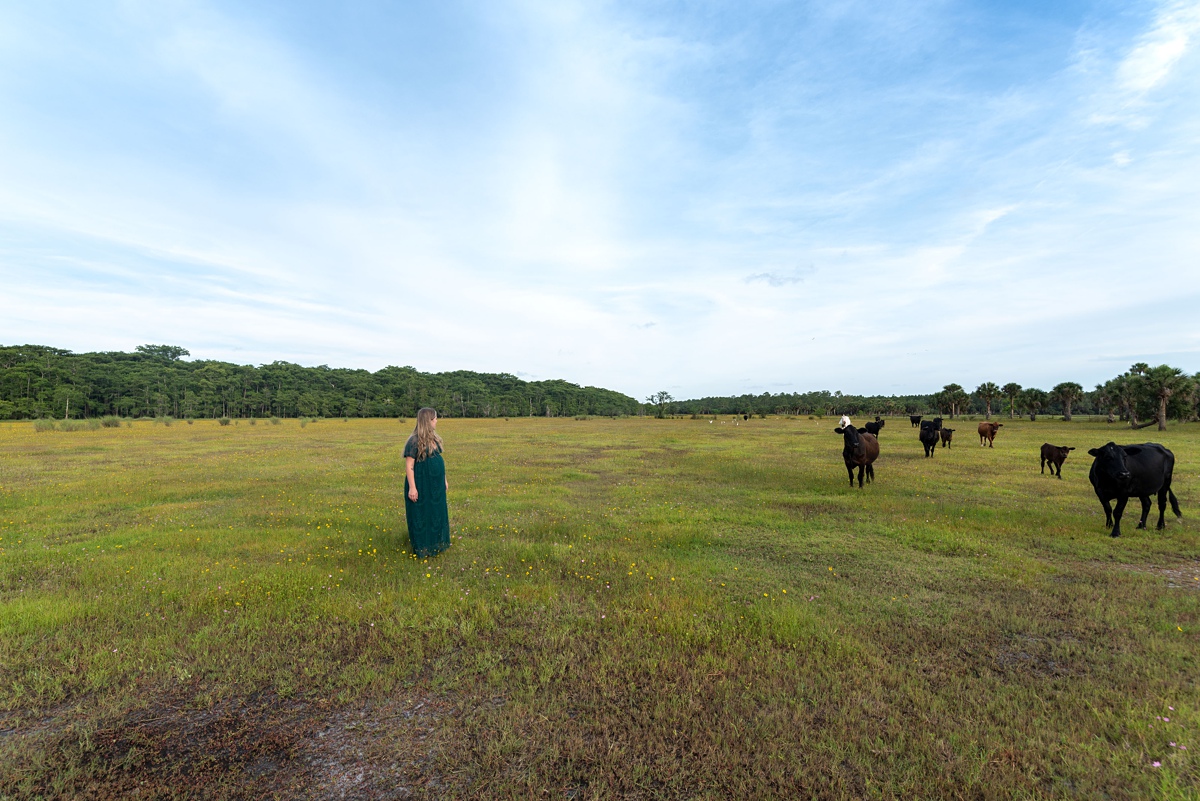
xmin=403 ymin=434 xmax=418 ymax=457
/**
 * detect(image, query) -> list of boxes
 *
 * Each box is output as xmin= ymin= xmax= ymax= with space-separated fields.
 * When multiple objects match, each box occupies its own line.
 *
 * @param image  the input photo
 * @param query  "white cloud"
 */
xmin=1117 ymin=1 xmax=1200 ymax=94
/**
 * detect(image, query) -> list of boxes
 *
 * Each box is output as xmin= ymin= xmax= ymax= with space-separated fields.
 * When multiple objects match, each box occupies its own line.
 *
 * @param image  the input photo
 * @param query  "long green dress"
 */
xmin=403 ymin=436 xmax=450 ymax=558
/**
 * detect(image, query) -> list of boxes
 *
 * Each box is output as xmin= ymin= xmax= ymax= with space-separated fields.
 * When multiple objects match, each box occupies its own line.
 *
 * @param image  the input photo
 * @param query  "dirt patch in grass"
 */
xmin=0 ymin=689 xmax=458 ymax=800
xmin=1102 ymin=560 xmax=1200 ymax=590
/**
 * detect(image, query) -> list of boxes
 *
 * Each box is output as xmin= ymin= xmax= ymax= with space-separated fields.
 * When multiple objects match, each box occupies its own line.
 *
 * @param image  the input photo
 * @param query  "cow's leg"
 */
xmin=1136 ymin=495 xmax=1152 ymax=529
xmin=845 ymin=461 xmax=855 ymax=487
xmin=1056 ymin=462 xmax=1063 ymax=479
xmin=1041 ymin=457 xmax=1046 ymax=474
xmin=866 ymin=463 xmax=875 ymax=483
xmin=1155 ymin=488 xmax=1168 ymax=530
xmin=1111 ymin=495 xmax=1129 ymax=537
xmin=988 ymin=437 xmax=994 ymax=448
xmin=856 ymin=464 xmax=865 ymax=488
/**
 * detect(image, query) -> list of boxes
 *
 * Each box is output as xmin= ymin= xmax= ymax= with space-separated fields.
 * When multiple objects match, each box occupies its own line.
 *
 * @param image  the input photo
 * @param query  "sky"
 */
xmin=1 ymin=0 xmax=1198 ymax=400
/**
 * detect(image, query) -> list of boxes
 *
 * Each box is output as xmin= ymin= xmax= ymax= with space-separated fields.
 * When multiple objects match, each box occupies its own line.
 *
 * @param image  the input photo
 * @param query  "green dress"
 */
xmin=403 ymin=436 xmax=450 ymax=558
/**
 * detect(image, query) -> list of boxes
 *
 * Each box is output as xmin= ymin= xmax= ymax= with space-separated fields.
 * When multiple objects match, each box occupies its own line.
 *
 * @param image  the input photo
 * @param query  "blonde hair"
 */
xmin=409 ymin=407 xmax=443 ymax=460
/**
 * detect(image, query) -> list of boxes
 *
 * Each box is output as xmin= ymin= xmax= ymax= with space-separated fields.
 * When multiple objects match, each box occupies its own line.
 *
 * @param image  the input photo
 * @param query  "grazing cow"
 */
xmin=978 ymin=421 xmax=1003 ymax=447
xmin=909 ymin=415 xmax=923 ymax=427
xmin=1040 ymin=443 xmax=1075 ymax=478
xmin=864 ymin=417 xmax=885 ymax=437
xmin=940 ymin=428 xmax=955 ymax=448
xmin=834 ymin=425 xmax=879 ymax=487
xmin=1087 ymin=442 xmax=1181 ymax=538
xmin=918 ymin=419 xmax=940 ymax=457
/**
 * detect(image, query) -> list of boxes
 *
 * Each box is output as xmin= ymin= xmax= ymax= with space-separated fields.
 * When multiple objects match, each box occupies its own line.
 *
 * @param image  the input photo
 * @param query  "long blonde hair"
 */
xmin=409 ymin=407 xmax=443 ymax=460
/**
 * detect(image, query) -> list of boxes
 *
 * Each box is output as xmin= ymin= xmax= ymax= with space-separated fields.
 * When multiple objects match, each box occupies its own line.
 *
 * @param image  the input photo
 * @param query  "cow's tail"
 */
xmin=1169 ymin=487 xmax=1182 ymax=519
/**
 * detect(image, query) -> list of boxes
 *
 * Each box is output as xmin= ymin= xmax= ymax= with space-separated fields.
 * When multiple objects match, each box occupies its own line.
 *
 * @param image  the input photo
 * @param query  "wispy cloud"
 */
xmin=1117 ymin=1 xmax=1200 ymax=94
xmin=744 ymin=266 xmax=814 ymax=287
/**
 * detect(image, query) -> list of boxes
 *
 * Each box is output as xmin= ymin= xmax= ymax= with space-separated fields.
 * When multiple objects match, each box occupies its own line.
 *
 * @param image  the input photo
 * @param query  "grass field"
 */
xmin=1 ymin=415 xmax=1198 ymax=799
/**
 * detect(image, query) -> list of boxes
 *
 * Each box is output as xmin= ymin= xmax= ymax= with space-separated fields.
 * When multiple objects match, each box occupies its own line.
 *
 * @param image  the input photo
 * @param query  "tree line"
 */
xmin=659 ymin=363 xmax=1199 ymax=431
xmin=0 ymin=344 xmax=639 ymax=420
xmin=3 ymin=345 xmax=1193 ymax=429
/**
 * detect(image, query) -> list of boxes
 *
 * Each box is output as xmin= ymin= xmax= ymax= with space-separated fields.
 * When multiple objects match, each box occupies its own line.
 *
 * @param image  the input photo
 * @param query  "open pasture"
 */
xmin=1 ymin=415 xmax=1198 ymax=799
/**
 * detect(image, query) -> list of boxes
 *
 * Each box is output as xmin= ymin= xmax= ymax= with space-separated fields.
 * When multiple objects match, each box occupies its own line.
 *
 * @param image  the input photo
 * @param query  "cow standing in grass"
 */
xmin=1040 ymin=444 xmax=1075 ymax=478
xmin=1087 ymin=442 xmax=1181 ymax=537
xmin=864 ymin=417 xmax=885 ymax=437
xmin=919 ymin=419 xmax=941 ymax=458
xmin=978 ymin=421 xmax=1003 ymax=447
xmin=940 ymin=428 xmax=955 ymax=448
xmin=834 ymin=425 xmax=879 ymax=487
xmin=910 ymin=415 xmax=922 ymax=427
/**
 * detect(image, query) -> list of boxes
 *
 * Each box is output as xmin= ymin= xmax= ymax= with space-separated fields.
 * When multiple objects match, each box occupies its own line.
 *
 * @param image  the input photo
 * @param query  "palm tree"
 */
xmin=1140 ymin=365 xmax=1192 ymax=430
xmin=1001 ymin=383 xmax=1022 ymax=420
xmin=1105 ymin=373 xmax=1155 ymax=429
xmin=940 ymin=384 xmax=970 ymax=418
xmin=1051 ymin=381 xmax=1084 ymax=421
xmin=975 ymin=382 xmax=1000 ymax=420
xmin=1020 ymin=387 xmax=1048 ymax=421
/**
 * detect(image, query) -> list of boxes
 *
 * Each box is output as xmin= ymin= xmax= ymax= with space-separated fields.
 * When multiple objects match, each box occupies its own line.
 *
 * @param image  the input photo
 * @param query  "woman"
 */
xmin=403 ymin=407 xmax=450 ymax=558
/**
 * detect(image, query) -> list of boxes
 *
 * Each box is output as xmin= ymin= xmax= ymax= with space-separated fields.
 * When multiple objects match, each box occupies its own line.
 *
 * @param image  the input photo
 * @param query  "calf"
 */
xmin=1087 ymin=442 xmax=1181 ymax=538
xmin=1040 ymin=443 xmax=1075 ymax=478
xmin=940 ymin=428 xmax=955 ymax=448
xmin=864 ymin=417 xmax=885 ymax=437
xmin=909 ymin=415 xmax=922 ymax=427
xmin=919 ymin=419 xmax=940 ymax=457
xmin=834 ymin=425 xmax=879 ymax=487
xmin=978 ymin=421 xmax=1002 ymax=447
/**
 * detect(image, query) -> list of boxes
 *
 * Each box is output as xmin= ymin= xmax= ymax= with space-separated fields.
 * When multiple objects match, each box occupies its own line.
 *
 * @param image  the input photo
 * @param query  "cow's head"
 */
xmin=834 ymin=425 xmax=865 ymax=457
xmin=1088 ymin=442 xmax=1138 ymax=483
xmin=1056 ymin=446 xmax=1075 ymax=458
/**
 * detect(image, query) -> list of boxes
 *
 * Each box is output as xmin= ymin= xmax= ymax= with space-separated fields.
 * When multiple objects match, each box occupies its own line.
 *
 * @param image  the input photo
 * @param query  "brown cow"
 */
xmin=1040 ymin=443 xmax=1075 ymax=478
xmin=939 ymin=428 xmax=954 ymax=448
xmin=978 ymin=421 xmax=1003 ymax=447
xmin=834 ymin=425 xmax=879 ymax=487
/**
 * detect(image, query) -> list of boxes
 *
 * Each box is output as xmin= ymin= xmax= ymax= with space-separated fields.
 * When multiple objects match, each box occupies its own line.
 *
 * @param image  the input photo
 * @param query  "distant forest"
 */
xmin=664 ymin=364 xmax=1198 ymax=431
xmin=1 ymin=344 xmax=1195 ymax=429
xmin=0 ymin=345 xmax=638 ymax=420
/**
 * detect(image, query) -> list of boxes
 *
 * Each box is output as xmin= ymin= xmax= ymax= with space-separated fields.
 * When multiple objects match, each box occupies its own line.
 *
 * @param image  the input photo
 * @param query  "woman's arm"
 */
xmin=406 ymin=456 xmax=418 ymax=501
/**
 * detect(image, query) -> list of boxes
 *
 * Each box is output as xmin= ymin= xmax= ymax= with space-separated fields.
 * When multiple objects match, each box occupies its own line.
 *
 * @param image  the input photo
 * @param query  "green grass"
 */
xmin=1 ymin=416 xmax=1198 ymax=799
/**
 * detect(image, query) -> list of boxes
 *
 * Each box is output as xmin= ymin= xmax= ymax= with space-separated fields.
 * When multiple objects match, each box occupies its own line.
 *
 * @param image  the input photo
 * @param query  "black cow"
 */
xmin=1040 ymin=443 xmax=1075 ymax=478
xmin=940 ymin=428 xmax=955 ymax=448
xmin=909 ymin=415 xmax=922 ymax=427
xmin=919 ymin=419 xmax=941 ymax=457
xmin=835 ymin=425 xmax=879 ymax=487
xmin=1087 ymin=442 xmax=1181 ymax=538
xmin=864 ymin=417 xmax=885 ymax=437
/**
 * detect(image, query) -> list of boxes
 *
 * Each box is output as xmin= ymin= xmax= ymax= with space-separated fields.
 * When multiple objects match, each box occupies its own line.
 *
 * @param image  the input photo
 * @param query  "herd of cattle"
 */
xmin=832 ymin=415 xmax=1183 ymax=538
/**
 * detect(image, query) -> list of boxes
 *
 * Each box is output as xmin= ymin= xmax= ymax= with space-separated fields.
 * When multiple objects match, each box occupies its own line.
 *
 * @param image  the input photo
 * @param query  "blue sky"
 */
xmin=1 ymin=1 xmax=1198 ymax=398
